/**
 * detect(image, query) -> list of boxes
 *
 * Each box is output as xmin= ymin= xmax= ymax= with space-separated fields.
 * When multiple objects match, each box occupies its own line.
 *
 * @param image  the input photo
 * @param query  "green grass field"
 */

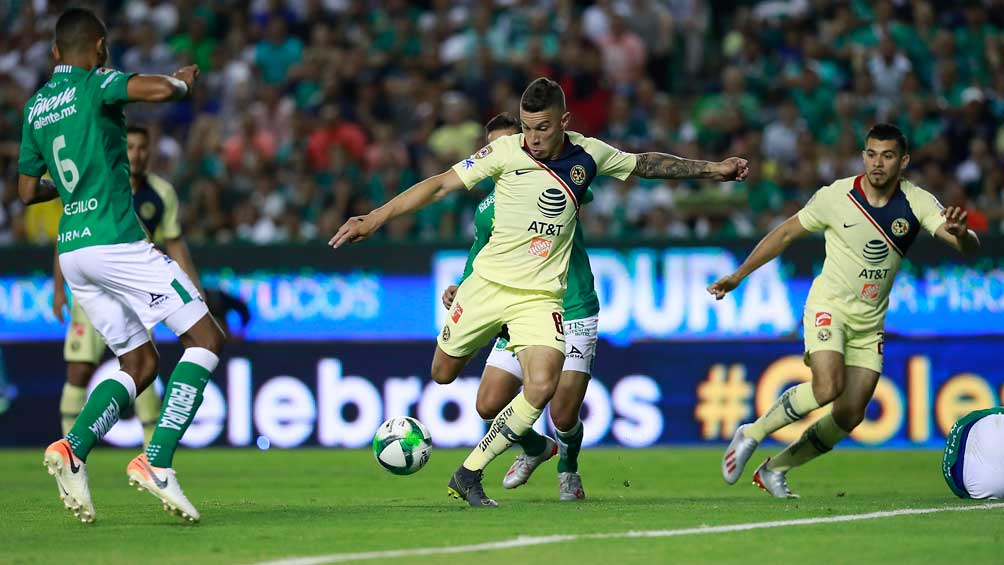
xmin=2 ymin=447 xmax=1001 ymax=564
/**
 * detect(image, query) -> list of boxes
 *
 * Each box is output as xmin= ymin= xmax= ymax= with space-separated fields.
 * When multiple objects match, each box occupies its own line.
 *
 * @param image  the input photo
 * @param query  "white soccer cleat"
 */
xmin=558 ymin=471 xmax=585 ymax=501
xmin=502 ymin=436 xmax=557 ymax=489
xmin=752 ymin=458 xmax=800 ymax=499
xmin=43 ymin=439 xmax=96 ymax=523
xmin=723 ymin=423 xmax=759 ymax=484
xmin=126 ymin=454 xmax=200 ymax=523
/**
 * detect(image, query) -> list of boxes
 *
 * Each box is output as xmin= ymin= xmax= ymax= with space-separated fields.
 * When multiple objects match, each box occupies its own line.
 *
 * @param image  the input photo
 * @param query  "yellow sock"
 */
xmin=768 ymin=413 xmax=849 ymax=472
xmin=134 ymin=386 xmax=162 ymax=447
xmin=59 ymin=383 xmax=87 ymax=437
xmin=746 ymin=382 xmax=821 ymax=442
xmin=463 ymin=392 xmax=542 ymax=471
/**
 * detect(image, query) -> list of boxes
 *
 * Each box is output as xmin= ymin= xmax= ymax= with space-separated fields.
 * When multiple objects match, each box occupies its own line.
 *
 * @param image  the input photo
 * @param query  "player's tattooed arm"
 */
xmin=17 ymin=175 xmax=59 ymax=205
xmin=633 ymin=153 xmax=750 ymax=181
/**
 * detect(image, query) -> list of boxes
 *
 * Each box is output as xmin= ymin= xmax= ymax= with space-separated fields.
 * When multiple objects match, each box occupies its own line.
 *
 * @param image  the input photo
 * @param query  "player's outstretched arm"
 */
xmin=934 ymin=206 xmax=981 ymax=256
xmin=17 ymin=175 xmax=59 ymax=205
xmin=329 ymin=169 xmax=467 ymax=248
xmin=126 ymin=65 xmax=199 ymax=103
xmin=707 ymin=214 xmax=810 ymax=300
xmin=633 ymin=153 xmax=750 ymax=182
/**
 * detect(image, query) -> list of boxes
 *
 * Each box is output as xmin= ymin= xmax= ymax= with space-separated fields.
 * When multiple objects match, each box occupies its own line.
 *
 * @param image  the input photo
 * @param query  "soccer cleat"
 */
xmin=447 ymin=467 xmax=499 ymax=508
xmin=43 ymin=439 xmax=96 ymax=523
xmin=502 ymin=436 xmax=557 ymax=489
xmin=752 ymin=458 xmax=800 ymax=499
xmin=126 ymin=454 xmax=200 ymax=522
xmin=558 ymin=471 xmax=585 ymax=501
xmin=722 ymin=423 xmax=759 ymax=484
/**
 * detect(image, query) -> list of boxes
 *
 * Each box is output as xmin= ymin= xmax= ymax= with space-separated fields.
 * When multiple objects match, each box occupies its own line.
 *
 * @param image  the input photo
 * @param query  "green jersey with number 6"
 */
xmin=18 ymin=64 xmax=146 ymax=254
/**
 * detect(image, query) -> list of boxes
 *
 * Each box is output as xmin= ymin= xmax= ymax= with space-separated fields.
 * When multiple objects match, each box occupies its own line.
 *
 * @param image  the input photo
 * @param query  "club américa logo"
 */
xmin=891 ymin=218 xmax=910 ymax=236
xmin=570 ymin=165 xmax=587 ymax=185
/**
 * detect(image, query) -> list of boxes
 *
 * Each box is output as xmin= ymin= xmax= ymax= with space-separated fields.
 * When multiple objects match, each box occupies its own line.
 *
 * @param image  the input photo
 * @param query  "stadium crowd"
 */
xmin=1 ymin=0 xmax=1003 ymax=244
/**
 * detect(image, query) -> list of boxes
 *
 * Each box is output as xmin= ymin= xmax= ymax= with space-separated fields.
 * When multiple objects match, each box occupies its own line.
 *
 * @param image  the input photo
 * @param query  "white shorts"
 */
xmin=58 ymin=241 xmax=209 ymax=356
xmin=962 ymin=414 xmax=1004 ymax=500
xmin=485 ymin=315 xmax=598 ymax=380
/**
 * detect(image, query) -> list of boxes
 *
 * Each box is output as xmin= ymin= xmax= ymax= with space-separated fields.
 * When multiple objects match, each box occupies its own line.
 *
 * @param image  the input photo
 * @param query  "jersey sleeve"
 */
xmin=451 ymin=139 xmax=507 ymax=190
xmin=152 ymin=175 xmax=183 ymax=240
xmin=587 ymin=137 xmax=637 ymax=181
xmin=17 ymin=116 xmax=46 ymax=177
xmin=93 ymin=68 xmax=137 ymax=105
xmin=911 ymin=186 xmax=948 ymax=236
xmin=797 ymin=186 xmax=830 ymax=233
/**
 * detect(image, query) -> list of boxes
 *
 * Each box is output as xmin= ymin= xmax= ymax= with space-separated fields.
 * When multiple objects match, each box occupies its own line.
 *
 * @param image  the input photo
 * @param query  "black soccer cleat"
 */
xmin=447 ymin=466 xmax=499 ymax=508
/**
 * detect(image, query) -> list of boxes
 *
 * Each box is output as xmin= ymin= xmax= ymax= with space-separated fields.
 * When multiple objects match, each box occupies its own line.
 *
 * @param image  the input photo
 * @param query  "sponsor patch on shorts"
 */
xmin=441 ymin=325 xmax=450 ymax=342
xmin=451 ymin=303 xmax=463 ymax=323
xmin=818 ymin=328 xmax=832 ymax=342
xmin=815 ymin=312 xmax=832 ymax=327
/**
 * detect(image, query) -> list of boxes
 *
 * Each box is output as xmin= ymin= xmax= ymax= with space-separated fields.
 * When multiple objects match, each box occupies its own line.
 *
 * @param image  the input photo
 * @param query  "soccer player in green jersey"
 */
xmin=332 ymin=77 xmax=749 ymax=507
xmin=710 ymin=123 xmax=980 ymax=498
xmin=52 ymin=125 xmax=204 ymax=447
xmin=441 ymin=112 xmax=597 ymax=500
xmin=17 ymin=8 xmax=224 ymax=523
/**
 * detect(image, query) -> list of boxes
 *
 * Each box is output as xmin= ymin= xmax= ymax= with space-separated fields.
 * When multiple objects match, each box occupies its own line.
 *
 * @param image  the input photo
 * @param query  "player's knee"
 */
xmin=523 ymin=379 xmax=558 ymax=407
xmin=430 ymin=359 xmax=459 ymax=385
xmin=813 ymin=376 xmax=844 ymax=405
xmin=833 ymin=405 xmax=865 ymax=430
xmin=122 ymin=349 xmax=159 ymax=386
xmin=549 ymin=403 xmax=579 ymax=432
xmin=476 ymin=398 xmax=500 ymax=421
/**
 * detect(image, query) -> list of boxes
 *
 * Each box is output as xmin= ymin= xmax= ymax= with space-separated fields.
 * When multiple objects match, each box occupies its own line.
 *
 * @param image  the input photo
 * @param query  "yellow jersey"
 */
xmin=797 ymin=175 xmax=946 ymax=329
xmin=451 ymin=131 xmax=636 ymax=295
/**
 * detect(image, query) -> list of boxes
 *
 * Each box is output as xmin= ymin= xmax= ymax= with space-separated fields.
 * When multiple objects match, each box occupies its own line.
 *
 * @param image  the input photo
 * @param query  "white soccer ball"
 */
xmin=372 ymin=417 xmax=432 ymax=475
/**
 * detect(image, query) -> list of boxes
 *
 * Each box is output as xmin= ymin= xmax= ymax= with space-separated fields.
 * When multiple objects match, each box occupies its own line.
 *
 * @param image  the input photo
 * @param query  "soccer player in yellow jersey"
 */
xmin=332 ymin=77 xmax=748 ymax=507
xmin=710 ymin=123 xmax=980 ymax=498
xmin=52 ymin=125 xmax=203 ymax=446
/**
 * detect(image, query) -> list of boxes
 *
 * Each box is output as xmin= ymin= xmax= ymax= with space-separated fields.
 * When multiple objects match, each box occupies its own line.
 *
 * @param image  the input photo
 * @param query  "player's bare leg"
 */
xmin=128 ymin=314 xmax=224 ymax=523
xmin=449 ymin=346 xmax=562 ymax=507
xmin=430 ymin=346 xmax=474 ymax=385
xmin=550 ymin=370 xmax=588 ymax=500
xmin=726 ymin=351 xmax=842 ymax=484
xmin=756 ymin=365 xmax=879 ymax=498
xmin=60 ymin=362 xmax=96 ymax=436
xmin=46 ymin=341 xmax=156 ymax=523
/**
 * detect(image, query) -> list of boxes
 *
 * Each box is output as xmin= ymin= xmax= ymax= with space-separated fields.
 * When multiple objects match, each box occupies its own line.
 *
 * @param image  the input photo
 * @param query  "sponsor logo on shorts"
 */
xmin=451 ymin=303 xmax=463 ymax=323
xmin=861 ymin=283 xmax=880 ymax=301
xmin=441 ymin=325 xmax=450 ymax=343
xmin=891 ymin=218 xmax=910 ymax=236
xmin=817 ymin=328 xmax=832 ymax=342
xmin=815 ymin=312 xmax=832 ymax=327
xmin=570 ymin=165 xmax=587 ymax=185
xmin=148 ymin=292 xmax=167 ymax=307
xmin=528 ymin=237 xmax=552 ymax=257
xmin=72 ymin=322 xmax=86 ymax=337
xmin=475 ymin=145 xmax=492 ymax=159
xmin=567 ymin=344 xmax=585 ymax=359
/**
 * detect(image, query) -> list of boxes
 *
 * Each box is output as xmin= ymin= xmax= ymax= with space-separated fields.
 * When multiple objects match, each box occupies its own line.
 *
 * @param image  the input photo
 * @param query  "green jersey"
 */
xmin=18 ymin=64 xmax=147 ymax=253
xmin=460 ymin=188 xmax=600 ymax=321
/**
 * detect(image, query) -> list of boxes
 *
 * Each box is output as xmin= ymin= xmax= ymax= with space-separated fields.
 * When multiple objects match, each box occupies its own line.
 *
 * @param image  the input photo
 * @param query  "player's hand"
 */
xmin=707 ymin=273 xmax=742 ymax=301
xmin=52 ymin=285 xmax=67 ymax=323
xmin=172 ymin=65 xmax=200 ymax=92
xmin=943 ymin=206 xmax=969 ymax=237
xmin=442 ymin=285 xmax=458 ymax=310
xmin=712 ymin=157 xmax=750 ymax=182
xmin=329 ymin=214 xmax=380 ymax=248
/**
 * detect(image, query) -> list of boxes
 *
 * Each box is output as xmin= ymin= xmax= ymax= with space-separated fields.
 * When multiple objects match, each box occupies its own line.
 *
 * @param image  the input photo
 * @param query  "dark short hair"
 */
xmin=485 ymin=112 xmax=520 ymax=135
xmin=520 ymin=77 xmax=566 ymax=113
xmin=865 ymin=123 xmax=909 ymax=155
xmin=126 ymin=125 xmax=150 ymax=138
xmin=55 ymin=8 xmax=107 ymax=55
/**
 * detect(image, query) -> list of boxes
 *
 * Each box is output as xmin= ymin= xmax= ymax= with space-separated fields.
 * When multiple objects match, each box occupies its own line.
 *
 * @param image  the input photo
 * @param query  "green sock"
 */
xmin=66 ymin=372 xmax=136 ymax=461
xmin=146 ymin=348 xmax=218 ymax=467
xmin=556 ymin=420 xmax=583 ymax=473
xmin=484 ymin=418 xmax=548 ymax=456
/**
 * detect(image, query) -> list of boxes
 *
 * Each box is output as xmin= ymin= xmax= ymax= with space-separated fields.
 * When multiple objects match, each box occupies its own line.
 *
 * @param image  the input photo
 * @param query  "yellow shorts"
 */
xmin=437 ymin=271 xmax=565 ymax=358
xmin=802 ymin=305 xmax=884 ymax=374
xmin=64 ymin=300 xmax=107 ymax=364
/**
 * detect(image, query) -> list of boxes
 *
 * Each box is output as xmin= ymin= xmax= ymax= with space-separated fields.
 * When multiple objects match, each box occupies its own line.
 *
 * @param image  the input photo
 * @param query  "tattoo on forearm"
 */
xmin=633 ymin=152 xmax=712 ymax=180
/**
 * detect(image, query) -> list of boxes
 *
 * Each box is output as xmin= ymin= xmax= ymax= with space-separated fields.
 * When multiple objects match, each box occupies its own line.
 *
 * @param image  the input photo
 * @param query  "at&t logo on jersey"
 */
xmin=537 ymin=188 xmax=566 ymax=218
xmin=863 ymin=240 xmax=889 ymax=264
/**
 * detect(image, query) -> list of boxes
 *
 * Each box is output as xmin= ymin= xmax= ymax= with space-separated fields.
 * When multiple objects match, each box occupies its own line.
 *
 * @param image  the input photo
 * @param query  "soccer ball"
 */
xmin=372 ymin=417 xmax=432 ymax=475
